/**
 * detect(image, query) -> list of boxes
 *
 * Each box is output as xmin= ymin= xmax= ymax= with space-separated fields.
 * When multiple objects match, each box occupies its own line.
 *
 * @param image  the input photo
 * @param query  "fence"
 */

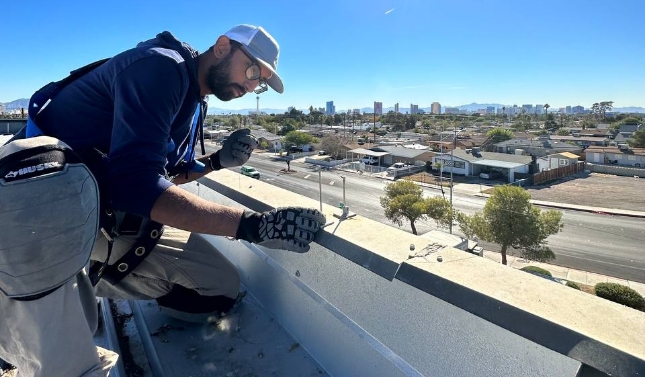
xmin=390 ymin=165 xmax=426 ymax=178
xmin=585 ymin=163 xmax=645 ymax=178
xmin=533 ymin=161 xmax=586 ymax=185
xmin=304 ymin=157 xmax=348 ymax=169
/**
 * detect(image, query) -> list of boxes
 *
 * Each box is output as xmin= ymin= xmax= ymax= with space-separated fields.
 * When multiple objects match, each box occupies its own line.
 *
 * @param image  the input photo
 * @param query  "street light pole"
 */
xmin=319 ymin=170 xmax=323 ymax=212
xmin=449 ymin=128 xmax=456 ymax=234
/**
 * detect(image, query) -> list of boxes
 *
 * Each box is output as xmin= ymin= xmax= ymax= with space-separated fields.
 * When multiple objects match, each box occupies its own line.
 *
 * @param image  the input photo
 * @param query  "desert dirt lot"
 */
xmin=525 ymin=172 xmax=645 ymax=210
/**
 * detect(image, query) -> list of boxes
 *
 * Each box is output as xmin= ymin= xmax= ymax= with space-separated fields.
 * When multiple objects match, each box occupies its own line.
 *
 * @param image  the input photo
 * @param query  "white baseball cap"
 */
xmin=224 ymin=24 xmax=284 ymax=94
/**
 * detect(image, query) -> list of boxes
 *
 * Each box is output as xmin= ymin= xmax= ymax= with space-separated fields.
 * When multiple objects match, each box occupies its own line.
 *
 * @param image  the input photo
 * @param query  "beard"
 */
xmin=206 ymin=52 xmax=246 ymax=101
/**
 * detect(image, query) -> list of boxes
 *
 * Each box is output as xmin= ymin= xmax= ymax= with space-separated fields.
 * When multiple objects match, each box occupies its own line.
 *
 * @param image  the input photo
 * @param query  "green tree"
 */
xmin=223 ymin=116 xmax=239 ymax=129
xmin=486 ymin=127 xmax=514 ymax=142
xmin=282 ymin=131 xmax=316 ymax=148
xmin=556 ymin=129 xmax=570 ymax=136
xmin=320 ymin=135 xmax=345 ymax=159
xmin=457 ymin=185 xmax=563 ymax=265
xmin=628 ymin=129 xmax=645 ymax=148
xmin=619 ymin=117 xmax=642 ymax=125
xmin=544 ymin=113 xmax=558 ymax=130
xmin=591 ymin=101 xmax=614 ymax=120
xmin=380 ymin=181 xmax=451 ymax=235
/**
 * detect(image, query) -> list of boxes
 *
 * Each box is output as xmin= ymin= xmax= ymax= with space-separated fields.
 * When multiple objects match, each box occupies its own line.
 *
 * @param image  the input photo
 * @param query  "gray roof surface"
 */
xmin=494 ymin=139 xmax=581 ymax=151
xmin=437 ymin=149 xmax=532 ymax=164
xmin=252 ymin=130 xmax=281 ymax=140
xmin=347 ymin=148 xmax=389 ymax=157
xmin=471 ymin=160 xmax=527 ymax=169
xmin=373 ymin=145 xmax=431 ymax=158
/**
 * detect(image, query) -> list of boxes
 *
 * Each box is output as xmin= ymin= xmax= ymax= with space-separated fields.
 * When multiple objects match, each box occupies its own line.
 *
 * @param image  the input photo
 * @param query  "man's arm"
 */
xmin=171 ymin=155 xmax=215 ymax=185
xmin=149 ymin=185 xmax=243 ymax=237
xmin=172 ymin=129 xmax=258 ymax=185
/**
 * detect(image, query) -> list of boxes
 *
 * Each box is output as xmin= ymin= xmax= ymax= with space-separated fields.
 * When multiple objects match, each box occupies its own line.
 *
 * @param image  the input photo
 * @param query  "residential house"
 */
xmin=613 ymin=123 xmax=643 ymax=143
xmin=432 ymin=147 xmax=533 ymax=183
xmin=253 ymin=130 xmax=283 ymax=152
xmin=493 ymin=138 xmax=582 ymax=157
xmin=548 ymin=135 xmax=609 ymax=149
xmin=585 ymin=145 xmax=645 ymax=167
xmin=371 ymin=145 xmax=435 ymax=166
xmin=575 ymin=129 xmax=614 ymax=138
xmin=537 ymin=152 xmax=580 ymax=172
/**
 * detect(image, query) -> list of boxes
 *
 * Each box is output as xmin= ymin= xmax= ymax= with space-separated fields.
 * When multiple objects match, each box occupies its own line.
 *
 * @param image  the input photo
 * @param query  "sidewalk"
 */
xmin=482 ymin=249 xmax=645 ymax=297
xmin=471 ymin=192 xmax=645 ymax=218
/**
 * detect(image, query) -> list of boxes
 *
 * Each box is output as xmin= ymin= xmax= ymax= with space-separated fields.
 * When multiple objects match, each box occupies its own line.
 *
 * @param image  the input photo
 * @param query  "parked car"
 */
xmin=240 ymin=166 xmax=260 ymax=179
xmin=479 ymin=171 xmax=502 ymax=180
xmin=361 ymin=156 xmax=379 ymax=165
xmin=318 ymin=150 xmax=327 ymax=156
xmin=288 ymin=146 xmax=303 ymax=154
xmin=391 ymin=162 xmax=406 ymax=169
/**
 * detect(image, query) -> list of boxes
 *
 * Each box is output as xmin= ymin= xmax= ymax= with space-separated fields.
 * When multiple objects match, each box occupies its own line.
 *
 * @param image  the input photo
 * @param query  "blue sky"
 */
xmin=1 ymin=0 xmax=643 ymax=112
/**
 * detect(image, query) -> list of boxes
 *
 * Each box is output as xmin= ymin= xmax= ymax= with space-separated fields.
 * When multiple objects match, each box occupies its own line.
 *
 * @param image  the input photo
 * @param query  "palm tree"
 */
xmin=543 ymin=104 xmax=550 ymax=116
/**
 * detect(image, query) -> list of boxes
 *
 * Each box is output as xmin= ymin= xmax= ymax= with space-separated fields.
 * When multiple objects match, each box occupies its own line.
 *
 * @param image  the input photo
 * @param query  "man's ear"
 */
xmin=212 ymin=35 xmax=231 ymax=59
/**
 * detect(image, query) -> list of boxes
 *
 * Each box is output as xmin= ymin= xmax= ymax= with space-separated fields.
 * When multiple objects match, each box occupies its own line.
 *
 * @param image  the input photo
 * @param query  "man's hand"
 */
xmin=236 ymin=207 xmax=326 ymax=253
xmin=210 ymin=129 xmax=258 ymax=170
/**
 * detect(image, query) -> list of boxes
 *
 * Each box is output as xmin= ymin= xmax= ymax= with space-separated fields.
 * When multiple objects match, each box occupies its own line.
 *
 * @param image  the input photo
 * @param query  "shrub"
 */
xmin=566 ymin=281 xmax=581 ymax=290
xmin=520 ymin=266 xmax=552 ymax=277
xmin=594 ymin=282 xmax=645 ymax=310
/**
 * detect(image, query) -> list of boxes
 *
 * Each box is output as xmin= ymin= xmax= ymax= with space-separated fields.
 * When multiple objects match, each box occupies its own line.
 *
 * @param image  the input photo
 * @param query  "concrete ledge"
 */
xmin=196 ymin=171 xmax=645 ymax=377
xmin=199 ymin=171 xmax=429 ymax=280
xmin=397 ymin=248 xmax=645 ymax=377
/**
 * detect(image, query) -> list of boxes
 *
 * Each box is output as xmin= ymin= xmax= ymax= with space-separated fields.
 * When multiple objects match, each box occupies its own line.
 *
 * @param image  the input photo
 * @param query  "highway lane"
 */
xmin=204 ymin=147 xmax=645 ymax=282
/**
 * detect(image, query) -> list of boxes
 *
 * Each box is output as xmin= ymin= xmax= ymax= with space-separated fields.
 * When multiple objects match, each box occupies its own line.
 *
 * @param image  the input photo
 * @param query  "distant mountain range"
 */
xmin=1 ymin=98 xmax=29 ymax=110
xmin=3 ymin=98 xmax=644 ymax=115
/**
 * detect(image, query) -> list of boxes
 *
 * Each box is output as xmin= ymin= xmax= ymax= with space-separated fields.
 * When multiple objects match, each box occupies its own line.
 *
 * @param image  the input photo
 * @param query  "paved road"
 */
xmin=206 ymin=146 xmax=645 ymax=283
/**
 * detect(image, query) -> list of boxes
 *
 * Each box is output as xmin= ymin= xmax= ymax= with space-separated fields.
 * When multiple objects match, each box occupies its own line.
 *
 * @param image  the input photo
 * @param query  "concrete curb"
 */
xmin=473 ymin=193 xmax=645 ymax=219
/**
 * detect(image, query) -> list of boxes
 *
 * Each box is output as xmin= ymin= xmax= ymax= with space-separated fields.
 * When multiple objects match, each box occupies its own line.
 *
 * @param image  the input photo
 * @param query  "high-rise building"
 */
xmin=572 ymin=105 xmax=584 ymax=114
xmin=394 ymin=103 xmax=399 ymax=114
xmin=326 ymin=101 xmax=335 ymax=115
xmin=353 ymin=108 xmax=361 ymax=115
xmin=444 ymin=107 xmax=459 ymax=114
xmin=486 ymin=106 xmax=495 ymax=114
xmin=288 ymin=106 xmax=295 ymax=112
xmin=431 ymin=102 xmax=441 ymax=114
xmin=374 ymin=101 xmax=383 ymax=115
xmin=410 ymin=104 xmax=419 ymax=114
xmin=565 ymin=106 xmax=572 ymax=114
xmin=521 ymin=104 xmax=533 ymax=114
xmin=535 ymin=105 xmax=544 ymax=114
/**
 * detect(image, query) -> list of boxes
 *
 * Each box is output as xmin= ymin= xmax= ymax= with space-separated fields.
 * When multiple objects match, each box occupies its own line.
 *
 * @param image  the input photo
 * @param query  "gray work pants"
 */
xmin=0 ymin=228 xmax=240 ymax=377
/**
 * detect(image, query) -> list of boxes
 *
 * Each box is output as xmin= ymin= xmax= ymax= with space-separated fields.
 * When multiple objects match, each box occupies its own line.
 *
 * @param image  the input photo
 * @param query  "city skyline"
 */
xmin=1 ymin=0 xmax=643 ymax=111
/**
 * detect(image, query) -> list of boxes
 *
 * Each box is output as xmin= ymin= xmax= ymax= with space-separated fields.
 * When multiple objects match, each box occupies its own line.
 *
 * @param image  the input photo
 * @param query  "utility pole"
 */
xmin=439 ymin=125 xmax=445 ymax=199
xmin=318 ymin=170 xmax=323 ymax=212
xmin=373 ymin=112 xmax=376 ymax=143
xmin=449 ymin=128 xmax=456 ymax=234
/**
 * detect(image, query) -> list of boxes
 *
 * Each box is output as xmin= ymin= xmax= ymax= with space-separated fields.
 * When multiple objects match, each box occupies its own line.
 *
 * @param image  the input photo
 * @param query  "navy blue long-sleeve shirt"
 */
xmin=37 ymin=32 xmax=203 ymax=217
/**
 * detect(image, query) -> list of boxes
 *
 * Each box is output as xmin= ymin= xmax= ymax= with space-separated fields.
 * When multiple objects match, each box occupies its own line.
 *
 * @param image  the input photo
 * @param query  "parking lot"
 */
xmin=525 ymin=172 xmax=645 ymax=211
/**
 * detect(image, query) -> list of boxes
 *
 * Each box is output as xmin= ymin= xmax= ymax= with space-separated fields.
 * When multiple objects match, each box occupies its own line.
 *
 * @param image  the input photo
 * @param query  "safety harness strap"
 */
xmin=91 ymin=220 xmax=164 ymax=285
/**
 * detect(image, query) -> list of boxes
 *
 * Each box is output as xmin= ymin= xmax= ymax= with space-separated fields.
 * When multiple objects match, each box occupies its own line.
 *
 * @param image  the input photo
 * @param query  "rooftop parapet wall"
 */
xmin=190 ymin=171 xmax=644 ymax=377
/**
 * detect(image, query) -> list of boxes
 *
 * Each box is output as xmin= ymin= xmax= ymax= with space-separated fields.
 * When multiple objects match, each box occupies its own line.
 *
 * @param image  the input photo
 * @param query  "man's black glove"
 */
xmin=236 ymin=207 xmax=326 ymax=253
xmin=209 ymin=129 xmax=258 ymax=170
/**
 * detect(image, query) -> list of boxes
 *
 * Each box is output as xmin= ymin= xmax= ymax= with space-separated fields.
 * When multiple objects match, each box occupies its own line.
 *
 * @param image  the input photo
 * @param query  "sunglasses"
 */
xmin=239 ymin=47 xmax=269 ymax=94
